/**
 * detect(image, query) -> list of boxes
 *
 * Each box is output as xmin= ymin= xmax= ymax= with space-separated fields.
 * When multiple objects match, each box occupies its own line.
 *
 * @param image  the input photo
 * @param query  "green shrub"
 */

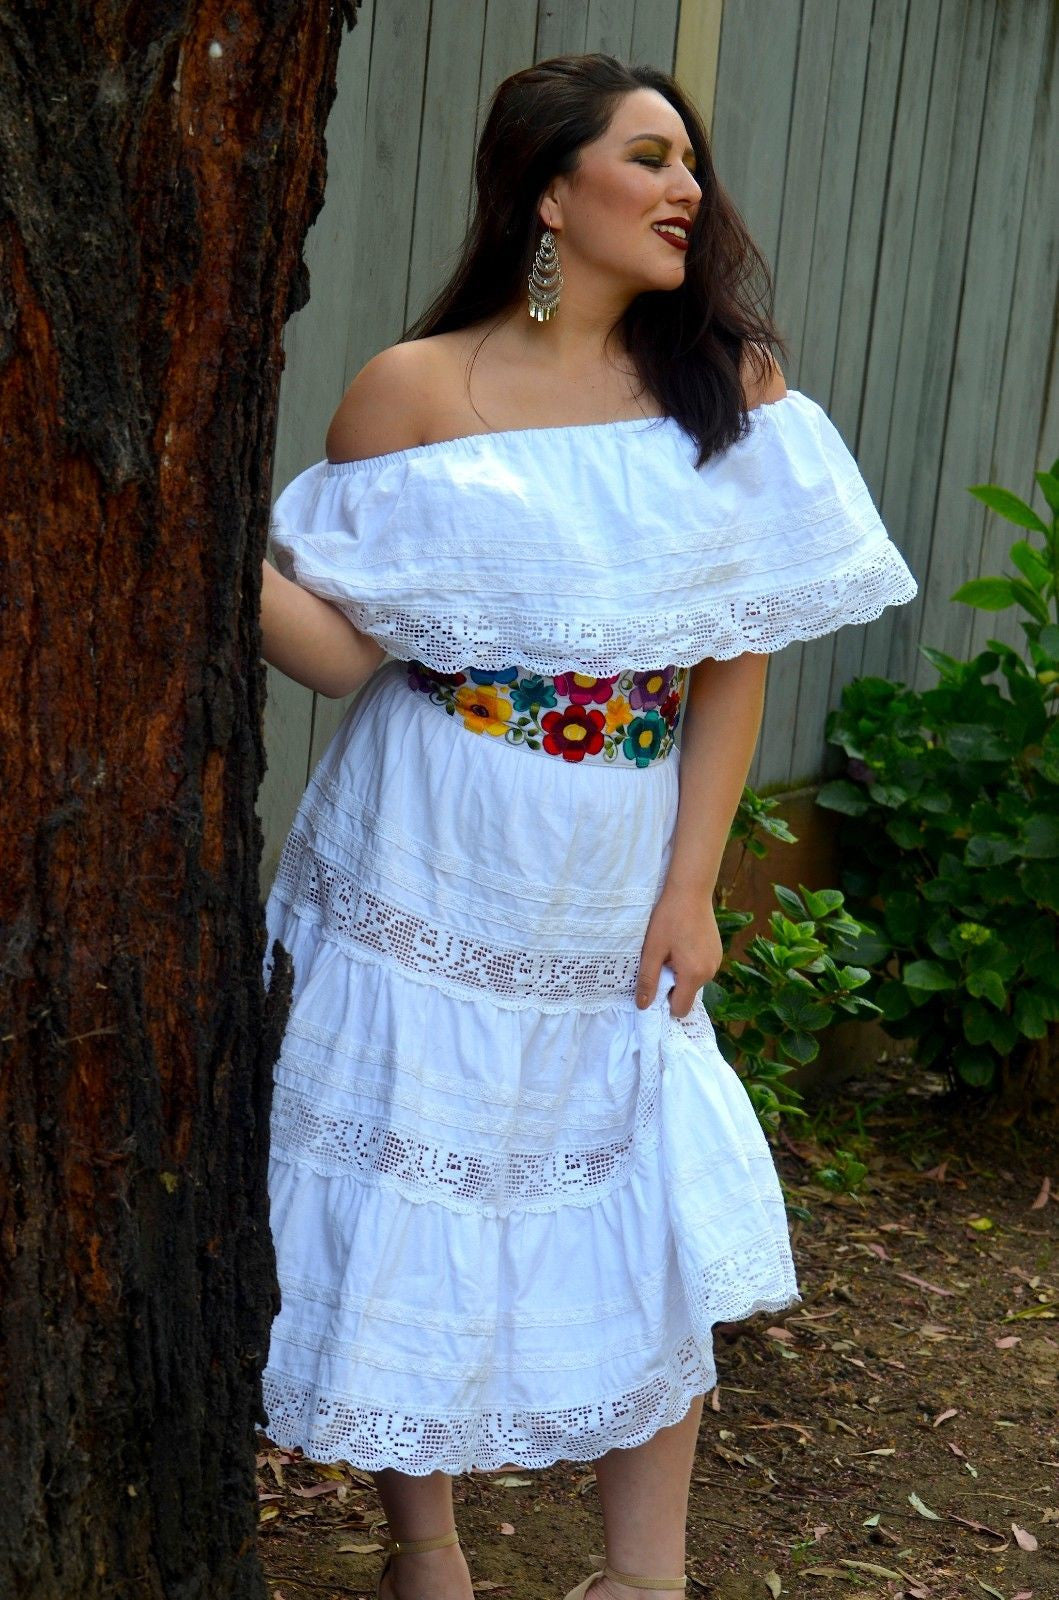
xmin=817 ymin=458 xmax=1059 ymax=1101
xmin=705 ymin=793 xmax=882 ymax=1132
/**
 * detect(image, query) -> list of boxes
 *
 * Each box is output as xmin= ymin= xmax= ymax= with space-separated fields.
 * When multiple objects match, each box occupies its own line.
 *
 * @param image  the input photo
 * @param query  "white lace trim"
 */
xmin=268 ymin=1069 xmax=658 ymax=1215
xmin=270 ymin=831 xmax=645 ymax=1010
xmin=259 ymin=1284 xmax=800 ymax=1474
xmin=332 ymin=541 xmax=918 ymax=675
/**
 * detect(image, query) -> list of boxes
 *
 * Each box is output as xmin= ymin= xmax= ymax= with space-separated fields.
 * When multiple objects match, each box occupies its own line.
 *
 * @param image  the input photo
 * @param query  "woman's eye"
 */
xmin=636 ymin=156 xmax=664 ymax=167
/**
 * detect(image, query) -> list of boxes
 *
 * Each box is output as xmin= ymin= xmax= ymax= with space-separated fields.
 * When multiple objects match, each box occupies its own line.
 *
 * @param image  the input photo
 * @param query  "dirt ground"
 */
xmin=255 ymin=1055 xmax=1058 ymax=1600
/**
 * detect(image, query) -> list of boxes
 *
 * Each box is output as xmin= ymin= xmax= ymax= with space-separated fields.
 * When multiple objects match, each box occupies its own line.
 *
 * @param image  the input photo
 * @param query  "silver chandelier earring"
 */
xmin=528 ymin=229 xmax=563 ymax=321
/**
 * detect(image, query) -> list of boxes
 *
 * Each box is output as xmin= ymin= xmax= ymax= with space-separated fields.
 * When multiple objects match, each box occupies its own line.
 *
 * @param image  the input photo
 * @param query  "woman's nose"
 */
xmin=670 ymin=167 xmax=702 ymax=207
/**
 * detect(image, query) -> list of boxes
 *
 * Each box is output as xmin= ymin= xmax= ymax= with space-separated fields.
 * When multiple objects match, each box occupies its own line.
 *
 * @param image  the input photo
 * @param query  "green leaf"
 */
xmin=1009 ymin=539 xmax=1052 ymax=589
xmin=963 ymin=1000 xmax=998 ymax=1047
xmin=967 ymin=483 xmax=1050 ymax=535
xmin=920 ymin=644 xmax=969 ymax=682
xmin=772 ymin=884 xmax=807 ymax=919
xmin=816 ymin=779 xmax=869 ymax=816
xmin=882 ymin=891 xmax=921 ymax=944
xmin=1009 ymin=577 xmax=1051 ymax=624
xmin=886 ymin=814 xmax=924 ymax=848
xmin=942 ymin=723 xmax=1011 ymax=762
xmin=902 ymin=959 xmax=955 ymax=991
xmin=950 ymin=576 xmax=1018 ymax=611
xmin=1014 ymin=988 xmax=1051 ymax=1039
xmin=965 ymin=834 xmax=1018 ymax=867
xmin=1021 ymin=813 xmax=1059 ymax=858
xmin=966 ymin=969 xmax=1007 ymax=1009
xmin=800 ymin=885 xmax=845 ymax=918
xmin=876 ymin=980 xmax=912 ymax=1021
xmin=1035 ymin=469 xmax=1059 ymax=518
xmin=778 ymin=1030 xmax=819 ymax=1065
xmin=772 ymin=991 xmax=830 ymax=1031
xmin=868 ymin=782 xmax=908 ymax=807
xmin=700 ymin=980 xmax=726 ymax=1014
xmin=953 ymin=1047 xmax=996 ymax=1088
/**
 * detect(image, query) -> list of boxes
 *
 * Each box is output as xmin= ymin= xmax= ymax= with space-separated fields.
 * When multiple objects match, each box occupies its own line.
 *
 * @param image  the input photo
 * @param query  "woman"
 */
xmin=259 ymin=53 xmax=917 ymax=1600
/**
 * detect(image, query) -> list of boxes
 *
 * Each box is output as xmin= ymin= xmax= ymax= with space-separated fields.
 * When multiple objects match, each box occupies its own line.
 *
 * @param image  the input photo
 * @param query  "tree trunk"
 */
xmin=0 ymin=4 xmax=356 ymax=1593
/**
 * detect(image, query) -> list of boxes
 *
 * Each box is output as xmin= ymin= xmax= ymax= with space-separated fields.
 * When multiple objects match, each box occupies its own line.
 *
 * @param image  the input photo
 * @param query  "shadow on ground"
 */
xmin=256 ymin=1055 xmax=1058 ymax=1600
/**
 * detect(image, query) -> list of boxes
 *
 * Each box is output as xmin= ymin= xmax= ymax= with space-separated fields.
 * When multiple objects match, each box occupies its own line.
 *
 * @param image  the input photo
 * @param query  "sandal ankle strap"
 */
xmin=386 ymin=1530 xmax=459 ymax=1556
xmin=603 ymin=1564 xmax=687 ymax=1591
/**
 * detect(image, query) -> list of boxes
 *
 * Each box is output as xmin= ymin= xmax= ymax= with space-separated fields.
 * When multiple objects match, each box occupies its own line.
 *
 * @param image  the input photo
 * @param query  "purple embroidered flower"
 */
xmin=629 ymin=667 xmax=676 ymax=710
xmin=407 ymin=661 xmax=465 ymax=694
xmin=553 ymin=672 xmax=619 ymax=704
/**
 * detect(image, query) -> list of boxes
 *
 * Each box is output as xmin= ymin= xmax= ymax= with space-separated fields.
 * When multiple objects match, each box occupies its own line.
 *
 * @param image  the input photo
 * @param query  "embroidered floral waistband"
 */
xmin=405 ymin=662 xmax=687 ymax=767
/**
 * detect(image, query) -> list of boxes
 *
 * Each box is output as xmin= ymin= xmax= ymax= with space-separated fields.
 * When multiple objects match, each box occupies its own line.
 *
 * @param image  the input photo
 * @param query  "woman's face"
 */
xmin=540 ymin=88 xmax=703 ymax=297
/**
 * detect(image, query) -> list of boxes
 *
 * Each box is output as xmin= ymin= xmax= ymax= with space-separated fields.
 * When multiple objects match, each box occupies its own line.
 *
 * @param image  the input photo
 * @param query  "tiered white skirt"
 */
xmin=260 ymin=659 xmax=801 ymax=1474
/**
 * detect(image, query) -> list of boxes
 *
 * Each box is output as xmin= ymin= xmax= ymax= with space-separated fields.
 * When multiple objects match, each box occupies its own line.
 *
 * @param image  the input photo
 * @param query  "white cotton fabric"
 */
xmin=269 ymin=391 xmax=918 ymax=675
xmin=261 ymin=394 xmax=917 ymax=1475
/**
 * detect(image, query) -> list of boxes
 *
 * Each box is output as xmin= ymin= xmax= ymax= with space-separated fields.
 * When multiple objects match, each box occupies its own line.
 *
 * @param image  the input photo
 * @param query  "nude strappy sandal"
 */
xmin=376 ymin=1528 xmax=460 ymax=1600
xmin=563 ymin=1564 xmax=688 ymax=1600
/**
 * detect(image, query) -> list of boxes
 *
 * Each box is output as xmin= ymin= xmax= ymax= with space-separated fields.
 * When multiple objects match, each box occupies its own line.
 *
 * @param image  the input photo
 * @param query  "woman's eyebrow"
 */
xmin=623 ymin=132 xmax=696 ymax=158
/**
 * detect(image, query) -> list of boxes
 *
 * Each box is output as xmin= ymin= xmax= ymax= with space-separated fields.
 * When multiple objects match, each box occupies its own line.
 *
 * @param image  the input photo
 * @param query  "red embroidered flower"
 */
xmin=659 ymin=690 xmax=681 ymax=728
xmin=552 ymin=672 xmax=619 ymax=704
xmin=540 ymin=705 xmax=606 ymax=762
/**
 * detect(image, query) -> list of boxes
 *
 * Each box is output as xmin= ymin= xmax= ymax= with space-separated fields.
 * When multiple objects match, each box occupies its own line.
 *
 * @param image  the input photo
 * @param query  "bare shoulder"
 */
xmin=739 ymin=342 xmax=788 ymax=411
xmin=325 ymin=338 xmax=453 ymax=463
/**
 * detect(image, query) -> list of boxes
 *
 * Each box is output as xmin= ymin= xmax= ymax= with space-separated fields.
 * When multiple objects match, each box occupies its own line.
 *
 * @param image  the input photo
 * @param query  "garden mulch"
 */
xmin=255 ymin=1054 xmax=1058 ymax=1600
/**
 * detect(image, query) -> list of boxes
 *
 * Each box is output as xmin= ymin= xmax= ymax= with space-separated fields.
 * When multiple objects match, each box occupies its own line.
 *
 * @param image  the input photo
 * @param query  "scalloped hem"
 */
xmin=258 ymin=1290 xmax=802 ymax=1475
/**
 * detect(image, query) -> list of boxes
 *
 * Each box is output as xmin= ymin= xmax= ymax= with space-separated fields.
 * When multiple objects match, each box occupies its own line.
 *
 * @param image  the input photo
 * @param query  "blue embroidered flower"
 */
xmin=468 ymin=666 xmax=519 ymax=685
xmin=622 ymin=711 xmax=668 ymax=767
xmin=510 ymin=675 xmax=557 ymax=713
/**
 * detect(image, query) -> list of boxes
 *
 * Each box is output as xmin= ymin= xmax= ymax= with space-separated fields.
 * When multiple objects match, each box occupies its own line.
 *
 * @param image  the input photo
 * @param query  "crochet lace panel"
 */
xmin=270 ymin=829 xmax=647 ymax=1011
xmin=331 ymin=538 xmax=918 ymax=676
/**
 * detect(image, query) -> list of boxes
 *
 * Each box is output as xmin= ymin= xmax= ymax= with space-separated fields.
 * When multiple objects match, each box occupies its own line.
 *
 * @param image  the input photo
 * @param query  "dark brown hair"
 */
xmin=402 ymin=53 xmax=788 ymax=469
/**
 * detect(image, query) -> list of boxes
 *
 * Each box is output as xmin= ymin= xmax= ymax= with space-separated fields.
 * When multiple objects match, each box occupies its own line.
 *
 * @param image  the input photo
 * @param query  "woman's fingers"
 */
xmin=635 ymin=939 xmax=666 ymax=1009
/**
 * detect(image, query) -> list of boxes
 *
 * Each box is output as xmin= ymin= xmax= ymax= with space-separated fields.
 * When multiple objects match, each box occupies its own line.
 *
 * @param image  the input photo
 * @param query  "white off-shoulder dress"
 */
xmin=260 ymin=393 xmax=918 ymax=1475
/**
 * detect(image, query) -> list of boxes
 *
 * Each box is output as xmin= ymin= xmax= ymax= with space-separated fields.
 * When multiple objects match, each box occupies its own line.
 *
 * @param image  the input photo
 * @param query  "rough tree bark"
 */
xmin=0 ymin=4 xmax=357 ymax=1594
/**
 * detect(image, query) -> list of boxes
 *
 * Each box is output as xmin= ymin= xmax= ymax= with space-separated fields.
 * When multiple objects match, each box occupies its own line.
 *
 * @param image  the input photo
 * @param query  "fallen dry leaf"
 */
xmin=932 ymin=1407 xmax=958 ymax=1426
xmin=1030 ymin=1175 xmax=1051 ymax=1209
xmin=499 ymin=1522 xmax=515 ymax=1536
xmin=894 ymin=1271 xmax=957 ymax=1296
xmin=1011 ymin=1522 xmax=1038 ymax=1551
xmin=337 ymin=1541 xmax=385 ymax=1554
xmin=908 ymin=1491 xmax=941 ymax=1520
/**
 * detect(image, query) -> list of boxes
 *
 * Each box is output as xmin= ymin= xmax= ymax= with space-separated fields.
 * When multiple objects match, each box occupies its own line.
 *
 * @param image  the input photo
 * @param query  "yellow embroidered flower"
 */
xmin=454 ymin=683 xmax=513 ymax=736
xmin=605 ymin=694 xmax=632 ymax=733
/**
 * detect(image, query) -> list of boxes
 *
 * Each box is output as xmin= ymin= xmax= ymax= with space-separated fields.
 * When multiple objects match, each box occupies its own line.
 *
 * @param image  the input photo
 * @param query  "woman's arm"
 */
xmin=635 ymin=650 xmax=770 ymax=1016
xmin=260 ymin=559 xmax=386 ymax=698
xmin=261 ymin=345 xmax=433 ymax=697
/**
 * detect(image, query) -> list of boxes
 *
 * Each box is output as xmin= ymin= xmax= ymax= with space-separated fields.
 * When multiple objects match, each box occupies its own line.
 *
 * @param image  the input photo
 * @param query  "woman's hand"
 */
xmin=635 ymin=883 xmax=722 ymax=1018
